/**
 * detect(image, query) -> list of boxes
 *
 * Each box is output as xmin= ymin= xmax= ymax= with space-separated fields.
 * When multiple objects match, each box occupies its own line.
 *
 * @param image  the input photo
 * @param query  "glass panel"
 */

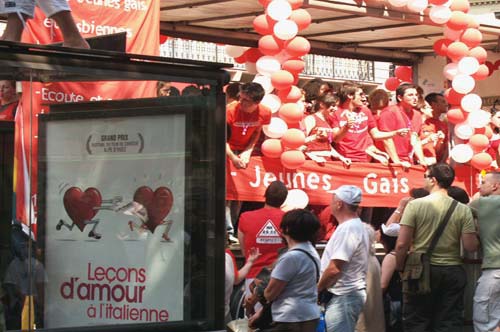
xmin=0 ymin=45 xmax=228 ymax=332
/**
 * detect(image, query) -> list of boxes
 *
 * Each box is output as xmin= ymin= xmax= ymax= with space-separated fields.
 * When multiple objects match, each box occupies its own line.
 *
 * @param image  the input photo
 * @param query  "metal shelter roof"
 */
xmin=159 ymin=0 xmax=500 ymax=64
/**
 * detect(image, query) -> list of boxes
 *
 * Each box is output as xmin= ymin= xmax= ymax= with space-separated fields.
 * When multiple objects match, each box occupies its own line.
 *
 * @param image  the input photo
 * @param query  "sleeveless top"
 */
xmin=306 ymin=114 xmax=333 ymax=152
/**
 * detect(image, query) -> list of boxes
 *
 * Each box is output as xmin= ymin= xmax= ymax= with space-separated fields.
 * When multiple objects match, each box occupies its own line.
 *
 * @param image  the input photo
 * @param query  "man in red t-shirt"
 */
xmin=237 ymin=180 xmax=288 ymax=296
xmin=330 ymin=82 xmax=408 ymax=163
xmin=377 ymin=83 xmax=426 ymax=167
xmin=0 ymin=80 xmax=18 ymax=121
xmin=420 ymin=93 xmax=449 ymax=164
xmin=227 ymin=82 xmax=271 ymax=169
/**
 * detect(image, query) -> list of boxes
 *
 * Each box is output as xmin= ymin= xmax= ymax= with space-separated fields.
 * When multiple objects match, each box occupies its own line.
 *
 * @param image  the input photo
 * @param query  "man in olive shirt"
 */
xmin=469 ymin=171 xmax=500 ymax=332
xmin=395 ymin=163 xmax=479 ymax=332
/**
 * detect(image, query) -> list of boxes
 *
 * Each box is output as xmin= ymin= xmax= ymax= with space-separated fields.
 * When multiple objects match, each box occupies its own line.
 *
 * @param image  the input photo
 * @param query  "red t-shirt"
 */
xmin=227 ymin=102 xmax=271 ymax=151
xmin=0 ymin=101 xmax=17 ymax=121
xmin=420 ymin=118 xmax=448 ymax=160
xmin=330 ymin=106 xmax=376 ymax=161
xmin=487 ymin=134 xmax=500 ymax=161
xmin=306 ymin=113 xmax=333 ymax=152
xmin=377 ymin=105 xmax=423 ymax=162
xmin=238 ymin=207 xmax=286 ymax=278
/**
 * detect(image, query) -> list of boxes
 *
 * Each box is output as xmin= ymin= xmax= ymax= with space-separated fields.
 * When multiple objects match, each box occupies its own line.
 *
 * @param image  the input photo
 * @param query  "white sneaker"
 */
xmin=228 ymin=235 xmax=239 ymax=244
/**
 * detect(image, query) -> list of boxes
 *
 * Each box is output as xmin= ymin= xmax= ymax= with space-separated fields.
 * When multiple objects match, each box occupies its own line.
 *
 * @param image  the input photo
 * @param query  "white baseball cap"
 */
xmin=381 ymin=223 xmax=400 ymax=237
xmin=330 ymin=185 xmax=362 ymax=205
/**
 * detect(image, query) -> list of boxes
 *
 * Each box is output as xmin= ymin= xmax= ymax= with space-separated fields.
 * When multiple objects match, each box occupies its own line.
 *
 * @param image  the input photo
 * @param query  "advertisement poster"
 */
xmin=42 ymin=113 xmax=185 ymax=328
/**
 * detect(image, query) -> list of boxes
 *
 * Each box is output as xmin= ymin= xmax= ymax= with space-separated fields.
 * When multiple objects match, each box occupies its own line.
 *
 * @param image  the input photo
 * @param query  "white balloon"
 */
xmin=253 ymin=75 xmax=274 ymax=94
xmin=444 ymin=26 xmax=462 ymax=41
xmin=225 ymin=45 xmax=248 ymax=58
xmin=452 ymin=74 xmax=475 ymax=94
xmin=260 ymin=94 xmax=282 ymax=113
xmin=274 ymin=20 xmax=298 ymax=40
xmin=267 ymin=0 xmax=292 ymax=21
xmin=256 ymin=56 xmax=281 ymax=77
xmin=388 ymin=0 xmax=408 ymax=7
xmin=429 ymin=5 xmax=451 ymax=24
xmin=458 ymin=57 xmax=480 ymax=75
xmin=460 ymin=93 xmax=482 ymax=112
xmin=443 ymin=62 xmax=459 ymax=81
xmin=467 ymin=110 xmax=491 ymax=128
xmin=450 ymin=143 xmax=474 ymax=163
xmin=281 ymin=189 xmax=309 ymax=211
xmin=454 ymin=122 xmax=474 ymax=140
xmin=407 ymin=0 xmax=428 ymax=13
xmin=262 ymin=117 xmax=288 ymax=138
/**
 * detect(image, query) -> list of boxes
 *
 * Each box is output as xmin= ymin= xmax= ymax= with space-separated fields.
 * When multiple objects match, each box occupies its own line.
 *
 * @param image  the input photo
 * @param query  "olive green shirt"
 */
xmin=469 ymin=196 xmax=500 ymax=269
xmin=400 ymin=193 xmax=476 ymax=265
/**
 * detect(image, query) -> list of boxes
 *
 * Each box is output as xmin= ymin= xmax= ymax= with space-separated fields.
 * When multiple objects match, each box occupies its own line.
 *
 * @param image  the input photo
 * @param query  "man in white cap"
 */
xmin=318 ymin=185 xmax=371 ymax=332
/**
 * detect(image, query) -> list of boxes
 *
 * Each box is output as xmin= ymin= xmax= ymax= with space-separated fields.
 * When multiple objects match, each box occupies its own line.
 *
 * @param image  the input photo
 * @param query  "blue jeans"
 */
xmin=325 ymin=289 xmax=366 ymax=332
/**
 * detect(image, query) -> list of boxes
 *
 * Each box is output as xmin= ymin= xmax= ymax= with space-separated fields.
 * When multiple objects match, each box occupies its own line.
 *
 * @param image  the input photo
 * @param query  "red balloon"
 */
xmin=280 ymin=150 xmax=306 ymax=169
xmin=446 ymin=41 xmax=469 ymax=62
xmin=445 ymin=89 xmax=465 ymax=106
xmin=287 ymin=0 xmax=304 ymax=9
xmin=289 ymin=9 xmax=312 ymax=30
xmin=450 ymin=0 xmax=470 ymax=13
xmin=282 ymin=59 xmax=305 ymax=73
xmin=446 ymin=107 xmax=467 ymax=124
xmin=433 ymin=39 xmax=452 ymax=56
xmin=262 ymin=139 xmax=284 ymax=158
xmin=469 ymin=134 xmax=489 ymax=152
xmin=281 ymin=128 xmax=306 ymax=149
xmin=271 ymin=70 xmax=295 ymax=90
xmin=234 ymin=54 xmax=247 ymax=64
xmin=429 ymin=0 xmax=448 ymax=4
xmin=253 ymin=14 xmax=275 ymax=35
xmin=475 ymin=126 xmax=493 ymax=139
xmin=285 ymin=37 xmax=311 ymax=57
xmin=471 ymin=152 xmax=492 ymax=170
xmin=279 ymin=103 xmax=304 ymax=124
xmin=259 ymin=0 xmax=272 ymax=6
xmin=469 ymin=46 xmax=487 ymax=64
xmin=460 ymin=28 xmax=482 ymax=48
xmin=385 ymin=77 xmax=401 ymax=91
xmin=394 ymin=66 xmax=413 ymax=82
xmin=472 ymin=64 xmax=490 ymax=80
xmin=466 ymin=15 xmax=480 ymax=29
xmin=244 ymin=48 xmax=263 ymax=63
xmin=447 ymin=11 xmax=469 ymax=31
xmin=258 ymin=35 xmax=284 ymax=56
xmin=278 ymin=86 xmax=303 ymax=103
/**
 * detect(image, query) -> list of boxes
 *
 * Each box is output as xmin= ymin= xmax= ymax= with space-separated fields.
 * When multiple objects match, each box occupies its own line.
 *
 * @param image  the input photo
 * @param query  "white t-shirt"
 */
xmin=320 ymin=218 xmax=370 ymax=295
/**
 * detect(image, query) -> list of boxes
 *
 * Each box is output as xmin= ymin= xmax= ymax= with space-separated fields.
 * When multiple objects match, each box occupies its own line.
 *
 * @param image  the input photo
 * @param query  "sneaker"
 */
xmin=228 ymin=235 xmax=239 ymax=244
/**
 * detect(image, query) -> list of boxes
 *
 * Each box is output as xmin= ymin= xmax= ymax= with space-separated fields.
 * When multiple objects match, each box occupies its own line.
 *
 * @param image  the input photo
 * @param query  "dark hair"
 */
xmin=301 ymin=78 xmax=325 ymax=103
xmin=226 ymin=82 xmax=240 ymax=101
xmin=313 ymin=92 xmax=339 ymax=112
xmin=338 ymin=81 xmax=362 ymax=104
xmin=447 ymin=186 xmax=470 ymax=204
xmin=182 ymin=85 xmax=202 ymax=96
xmin=368 ymin=89 xmax=389 ymax=111
xmin=265 ymin=181 xmax=288 ymax=207
xmin=280 ymin=209 xmax=320 ymax=244
xmin=410 ymin=187 xmax=430 ymax=199
xmin=240 ymin=82 xmax=265 ymax=103
xmin=156 ymin=81 xmax=180 ymax=97
xmin=491 ymin=100 xmax=500 ymax=116
xmin=380 ymin=231 xmax=397 ymax=253
xmin=425 ymin=92 xmax=444 ymax=105
xmin=427 ymin=163 xmax=455 ymax=189
xmin=395 ymin=83 xmax=417 ymax=100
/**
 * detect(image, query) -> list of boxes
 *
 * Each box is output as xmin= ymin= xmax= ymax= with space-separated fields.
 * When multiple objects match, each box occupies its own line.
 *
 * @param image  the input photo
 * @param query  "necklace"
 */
xmin=240 ymin=110 xmax=254 ymax=136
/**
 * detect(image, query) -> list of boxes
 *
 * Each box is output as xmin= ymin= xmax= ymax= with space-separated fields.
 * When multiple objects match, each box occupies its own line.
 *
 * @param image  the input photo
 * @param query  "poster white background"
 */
xmin=43 ymin=113 xmax=185 ymax=328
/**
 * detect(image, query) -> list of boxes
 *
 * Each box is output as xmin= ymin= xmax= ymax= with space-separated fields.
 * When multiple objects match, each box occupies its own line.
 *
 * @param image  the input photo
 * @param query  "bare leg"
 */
xmin=0 ymin=13 xmax=28 ymax=41
xmin=48 ymin=10 xmax=89 ymax=49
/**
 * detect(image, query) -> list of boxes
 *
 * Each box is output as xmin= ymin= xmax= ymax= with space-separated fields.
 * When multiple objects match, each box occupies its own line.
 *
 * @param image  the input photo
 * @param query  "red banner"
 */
xmin=14 ymin=1 xmax=159 ymax=235
xmin=226 ymin=158 xmax=479 ymax=207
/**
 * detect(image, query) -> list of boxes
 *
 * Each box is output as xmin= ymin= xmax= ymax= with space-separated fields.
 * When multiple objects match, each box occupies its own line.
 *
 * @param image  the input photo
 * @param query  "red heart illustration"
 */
xmin=133 ymin=186 xmax=173 ymax=233
xmin=63 ymin=187 xmax=102 ymax=232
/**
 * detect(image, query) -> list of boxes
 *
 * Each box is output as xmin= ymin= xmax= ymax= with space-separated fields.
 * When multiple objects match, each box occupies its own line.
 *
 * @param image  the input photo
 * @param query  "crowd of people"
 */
xmin=227 ymin=166 xmax=500 ymax=332
xmin=224 ymin=80 xmax=499 ymax=332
